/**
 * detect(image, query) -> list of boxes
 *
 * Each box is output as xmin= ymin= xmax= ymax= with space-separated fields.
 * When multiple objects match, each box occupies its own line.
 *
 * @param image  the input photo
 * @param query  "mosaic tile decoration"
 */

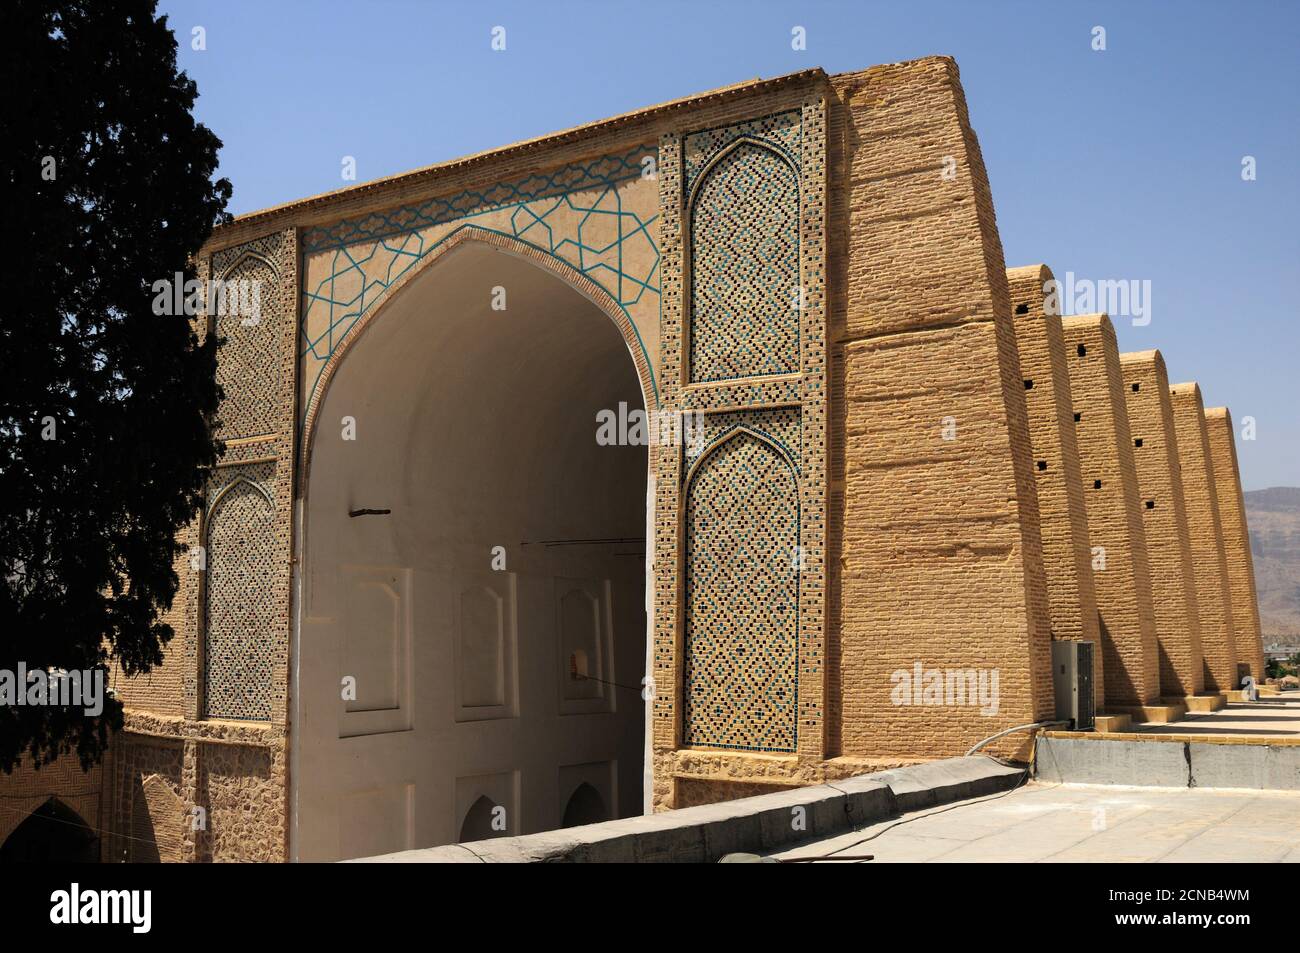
xmin=300 ymin=146 xmax=661 ymax=410
xmin=683 ymin=111 xmax=801 ymax=192
xmin=687 ymin=122 xmax=801 ymax=383
xmin=685 ymin=406 xmax=802 ymax=475
xmin=210 ymin=233 xmax=293 ymax=440
xmin=683 ymin=424 xmax=799 ymax=752
xmin=203 ymin=462 xmax=277 ymax=721
xmin=650 ymin=131 xmax=684 ymax=750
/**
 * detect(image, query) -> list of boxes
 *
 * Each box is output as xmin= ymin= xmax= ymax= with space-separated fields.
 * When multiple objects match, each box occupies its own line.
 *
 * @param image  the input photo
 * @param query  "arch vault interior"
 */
xmin=295 ymin=243 xmax=649 ymax=861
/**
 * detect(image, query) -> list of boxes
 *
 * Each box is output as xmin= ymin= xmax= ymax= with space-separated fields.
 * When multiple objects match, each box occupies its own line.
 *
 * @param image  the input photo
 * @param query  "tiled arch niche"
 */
xmin=653 ymin=95 xmax=829 ymax=792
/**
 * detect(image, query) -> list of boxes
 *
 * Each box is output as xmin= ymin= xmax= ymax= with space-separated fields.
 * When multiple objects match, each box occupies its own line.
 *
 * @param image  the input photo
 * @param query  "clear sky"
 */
xmin=160 ymin=0 xmax=1298 ymax=489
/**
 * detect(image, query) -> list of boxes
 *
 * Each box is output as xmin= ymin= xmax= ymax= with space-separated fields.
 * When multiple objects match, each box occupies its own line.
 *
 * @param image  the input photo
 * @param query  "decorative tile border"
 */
xmin=299 ymin=147 xmax=661 ymax=423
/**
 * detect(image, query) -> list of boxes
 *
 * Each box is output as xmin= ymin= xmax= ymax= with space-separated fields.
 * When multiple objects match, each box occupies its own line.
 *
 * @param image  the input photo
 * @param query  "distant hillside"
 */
xmin=1244 ymin=487 xmax=1300 ymax=641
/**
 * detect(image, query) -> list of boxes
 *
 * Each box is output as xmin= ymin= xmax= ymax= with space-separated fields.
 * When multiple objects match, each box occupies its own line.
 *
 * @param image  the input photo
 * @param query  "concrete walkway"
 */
xmin=769 ymin=781 xmax=1300 ymax=863
xmin=353 ymin=756 xmax=1025 ymax=862
xmin=1132 ymin=693 xmax=1300 ymax=738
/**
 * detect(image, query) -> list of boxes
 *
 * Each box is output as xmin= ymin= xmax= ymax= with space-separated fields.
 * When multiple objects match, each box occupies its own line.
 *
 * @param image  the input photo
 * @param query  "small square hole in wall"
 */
xmin=1146 ymin=500 xmax=1156 ymax=509
xmin=1037 ymin=460 xmax=1048 ymax=471
xmin=1024 ymin=379 xmax=1034 ymax=390
xmin=1077 ymin=344 xmax=1087 ymax=357
xmin=1093 ymin=479 xmax=1102 ymax=489
xmin=1015 ymin=303 xmax=1030 ymax=315
xmin=1074 ymin=412 xmax=1082 ymax=422
xmin=1134 ymin=438 xmax=1143 ymax=447
xmin=1132 ymin=382 xmax=1140 ymax=392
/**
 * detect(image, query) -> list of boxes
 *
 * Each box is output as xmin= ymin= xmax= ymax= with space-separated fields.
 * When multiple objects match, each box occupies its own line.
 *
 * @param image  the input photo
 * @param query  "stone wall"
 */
xmin=105 ymin=227 xmax=297 ymax=862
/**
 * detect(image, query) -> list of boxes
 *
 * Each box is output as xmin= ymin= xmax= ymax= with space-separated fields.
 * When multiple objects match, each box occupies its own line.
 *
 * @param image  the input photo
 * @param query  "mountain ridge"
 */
xmin=1245 ymin=486 xmax=1300 ymax=641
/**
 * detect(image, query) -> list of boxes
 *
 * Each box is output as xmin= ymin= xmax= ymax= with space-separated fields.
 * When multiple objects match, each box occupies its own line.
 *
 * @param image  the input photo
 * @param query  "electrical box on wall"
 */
xmin=1051 ymin=640 xmax=1095 ymax=731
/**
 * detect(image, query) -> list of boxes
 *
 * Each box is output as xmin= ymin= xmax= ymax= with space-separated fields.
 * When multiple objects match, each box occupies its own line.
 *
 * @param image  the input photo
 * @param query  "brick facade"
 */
xmin=1059 ymin=315 xmax=1160 ymax=708
xmin=1119 ymin=351 xmax=1205 ymax=698
xmin=1170 ymin=384 xmax=1239 ymax=692
xmin=0 ymin=57 xmax=1268 ymax=859
xmin=830 ymin=59 xmax=1053 ymax=764
xmin=1006 ymin=265 xmax=1103 ymax=706
xmin=1204 ymin=407 xmax=1267 ymax=681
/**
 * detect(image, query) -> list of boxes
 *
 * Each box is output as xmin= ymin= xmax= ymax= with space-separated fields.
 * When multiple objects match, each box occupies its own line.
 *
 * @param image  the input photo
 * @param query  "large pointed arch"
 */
xmin=292 ymin=230 xmax=653 ymax=859
xmin=0 ymin=797 xmax=99 ymax=863
xmin=299 ymin=225 xmax=658 ymax=486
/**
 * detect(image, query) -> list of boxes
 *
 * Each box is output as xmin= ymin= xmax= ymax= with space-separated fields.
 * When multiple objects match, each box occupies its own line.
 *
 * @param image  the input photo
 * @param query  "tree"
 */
xmin=0 ymin=1 xmax=231 ymax=771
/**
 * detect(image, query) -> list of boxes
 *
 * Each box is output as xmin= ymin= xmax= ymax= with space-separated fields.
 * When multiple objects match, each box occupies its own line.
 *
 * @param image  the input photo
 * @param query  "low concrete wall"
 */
xmin=1035 ymin=733 xmax=1300 ymax=790
xmin=349 ymin=756 xmax=1024 ymax=863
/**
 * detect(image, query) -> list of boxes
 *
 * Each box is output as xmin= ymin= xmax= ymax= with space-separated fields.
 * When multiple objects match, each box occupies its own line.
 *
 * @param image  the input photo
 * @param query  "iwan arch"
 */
xmin=5 ymin=57 xmax=1266 ymax=862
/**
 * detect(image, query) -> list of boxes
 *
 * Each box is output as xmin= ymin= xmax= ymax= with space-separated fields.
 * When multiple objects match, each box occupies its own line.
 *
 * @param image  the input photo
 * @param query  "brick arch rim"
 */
xmin=0 ymin=795 xmax=96 ymax=850
xmin=215 ymin=249 xmax=281 ymax=283
xmin=205 ymin=474 xmax=274 ymax=518
xmin=682 ymin=424 xmax=800 ymax=489
xmin=297 ymin=225 xmax=658 ymax=490
xmin=684 ymin=134 xmax=801 ymax=213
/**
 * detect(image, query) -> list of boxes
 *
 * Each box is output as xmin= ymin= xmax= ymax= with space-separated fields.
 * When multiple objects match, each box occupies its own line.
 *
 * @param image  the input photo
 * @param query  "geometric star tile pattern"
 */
xmin=683 ymin=426 xmax=799 ymax=752
xmin=688 ymin=121 xmax=800 ymax=383
xmin=204 ymin=463 xmax=277 ymax=721
xmin=300 ymin=146 xmax=661 ymax=415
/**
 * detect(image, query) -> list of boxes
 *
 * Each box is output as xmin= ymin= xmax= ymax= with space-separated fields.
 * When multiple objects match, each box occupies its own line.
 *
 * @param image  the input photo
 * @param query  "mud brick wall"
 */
xmin=1006 ymin=264 xmax=1103 ymax=705
xmin=1204 ymin=407 xmax=1266 ymax=681
xmin=1169 ymin=384 xmax=1239 ymax=691
xmin=830 ymin=58 xmax=1053 ymax=760
xmin=1119 ymin=350 xmax=1204 ymax=698
xmin=1059 ymin=315 xmax=1160 ymax=707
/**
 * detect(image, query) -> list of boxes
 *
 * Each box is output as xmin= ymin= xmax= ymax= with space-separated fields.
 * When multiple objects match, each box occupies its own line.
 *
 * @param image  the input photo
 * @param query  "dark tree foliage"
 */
xmin=0 ymin=1 xmax=231 ymax=771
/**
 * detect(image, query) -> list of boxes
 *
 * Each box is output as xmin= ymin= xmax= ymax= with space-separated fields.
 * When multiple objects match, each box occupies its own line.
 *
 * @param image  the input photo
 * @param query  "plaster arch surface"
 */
xmin=292 ymin=238 xmax=651 ymax=860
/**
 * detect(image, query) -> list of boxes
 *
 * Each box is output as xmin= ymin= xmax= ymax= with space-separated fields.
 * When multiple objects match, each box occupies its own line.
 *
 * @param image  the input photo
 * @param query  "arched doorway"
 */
xmin=293 ymin=240 xmax=651 ymax=861
xmin=0 ymin=798 xmax=99 ymax=863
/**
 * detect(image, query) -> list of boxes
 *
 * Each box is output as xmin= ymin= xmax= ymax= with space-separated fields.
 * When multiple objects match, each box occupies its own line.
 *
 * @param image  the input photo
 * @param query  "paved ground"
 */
xmin=769 ymin=781 xmax=1300 ymax=862
xmin=1132 ymin=692 xmax=1300 ymax=738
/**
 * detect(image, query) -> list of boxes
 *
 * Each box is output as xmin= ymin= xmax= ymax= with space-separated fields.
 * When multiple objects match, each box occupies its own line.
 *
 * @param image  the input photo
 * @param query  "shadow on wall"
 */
xmin=0 ymin=797 xmax=99 ymax=863
xmin=561 ymin=782 xmax=607 ymax=828
xmin=195 ymin=746 xmax=273 ymax=862
xmin=459 ymin=795 xmax=503 ymax=843
xmin=129 ymin=774 xmax=186 ymax=863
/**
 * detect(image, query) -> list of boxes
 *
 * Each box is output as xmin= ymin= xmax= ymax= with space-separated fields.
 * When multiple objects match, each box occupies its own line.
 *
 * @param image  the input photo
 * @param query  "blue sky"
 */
xmin=161 ymin=0 xmax=1298 ymax=489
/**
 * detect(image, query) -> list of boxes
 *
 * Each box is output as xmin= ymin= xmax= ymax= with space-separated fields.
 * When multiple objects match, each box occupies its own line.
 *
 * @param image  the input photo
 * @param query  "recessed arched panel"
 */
xmin=213 ymin=253 xmax=282 ymax=439
xmin=204 ymin=468 xmax=276 ymax=721
xmin=459 ymin=795 xmax=504 ymax=843
xmin=561 ymin=782 xmax=608 ymax=828
xmin=134 ymin=775 xmax=185 ymax=863
xmin=459 ymin=585 xmax=505 ymax=709
xmin=0 ymin=798 xmax=98 ymax=863
xmin=343 ymin=576 xmax=401 ymax=712
xmin=683 ymin=430 xmax=799 ymax=752
xmin=559 ymin=587 xmax=602 ymax=702
xmin=688 ymin=140 xmax=800 ymax=383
